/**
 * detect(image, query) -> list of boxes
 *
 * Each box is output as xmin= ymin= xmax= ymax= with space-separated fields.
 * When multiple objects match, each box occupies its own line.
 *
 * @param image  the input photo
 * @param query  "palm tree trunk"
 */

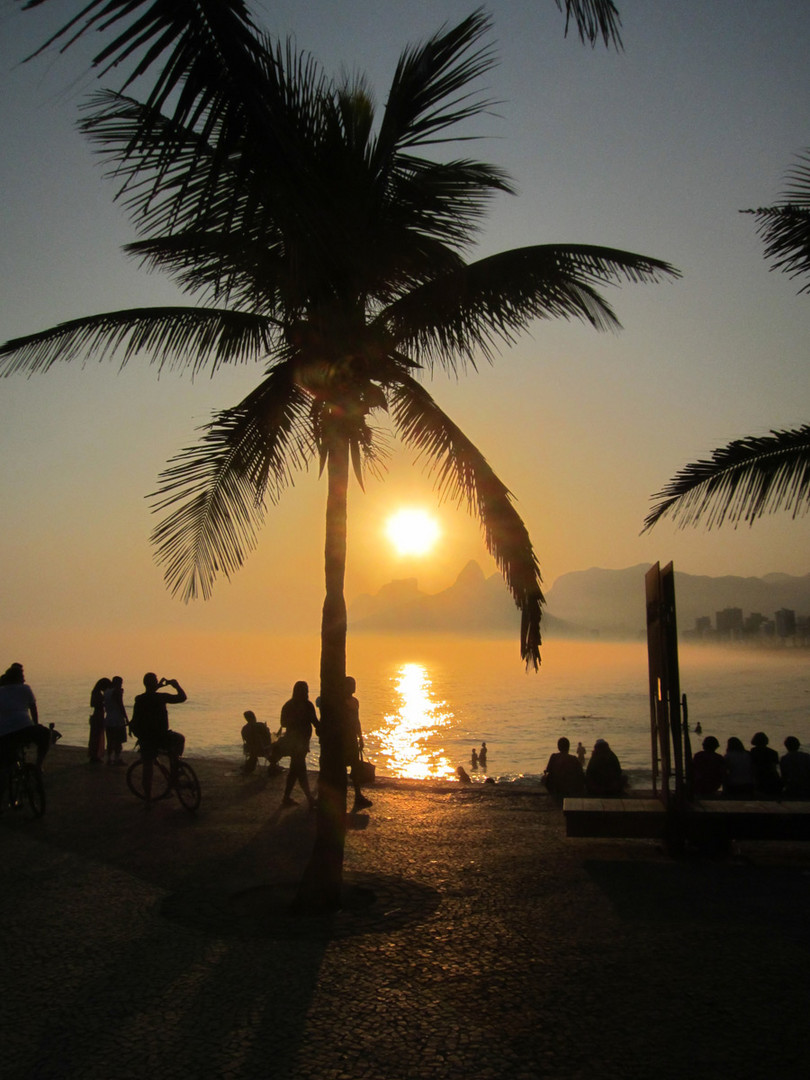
xmin=293 ymin=430 xmax=349 ymax=913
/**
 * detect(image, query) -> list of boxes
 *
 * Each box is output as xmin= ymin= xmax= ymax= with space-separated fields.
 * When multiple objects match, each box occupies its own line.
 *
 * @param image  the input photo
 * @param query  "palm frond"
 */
xmin=150 ymin=368 xmax=316 ymax=600
xmin=78 ymin=38 xmax=332 ymax=243
xmin=374 ymin=9 xmax=498 ymax=163
xmin=123 ymin=232 xmax=290 ymax=311
xmin=742 ymin=148 xmax=810 ymax=293
xmin=79 ymin=91 xmax=229 ymax=239
xmin=383 ymin=157 xmax=514 ymax=257
xmin=555 ymin=1 xmax=623 ymax=50
xmin=383 ymin=244 xmax=679 ymax=373
xmin=388 ymin=372 xmax=543 ymax=668
xmin=643 ymin=425 xmax=810 ymax=532
xmin=0 ymin=308 xmax=277 ymax=379
xmin=22 ymin=0 xmax=264 ymax=129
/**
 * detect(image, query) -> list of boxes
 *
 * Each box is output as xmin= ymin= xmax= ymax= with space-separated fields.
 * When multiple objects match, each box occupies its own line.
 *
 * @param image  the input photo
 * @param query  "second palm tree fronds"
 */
xmin=643 ymin=426 xmax=810 ymax=532
xmin=646 ymin=147 xmax=810 ymax=535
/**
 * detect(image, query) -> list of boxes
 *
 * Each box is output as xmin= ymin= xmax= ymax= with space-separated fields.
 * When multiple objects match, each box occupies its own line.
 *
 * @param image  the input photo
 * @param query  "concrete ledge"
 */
xmin=563 ymin=797 xmax=666 ymax=839
xmin=563 ymin=796 xmax=810 ymax=842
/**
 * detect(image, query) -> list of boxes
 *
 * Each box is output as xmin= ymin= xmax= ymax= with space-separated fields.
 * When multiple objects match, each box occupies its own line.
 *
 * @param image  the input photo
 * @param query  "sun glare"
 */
xmin=385 ymin=508 xmax=441 ymax=557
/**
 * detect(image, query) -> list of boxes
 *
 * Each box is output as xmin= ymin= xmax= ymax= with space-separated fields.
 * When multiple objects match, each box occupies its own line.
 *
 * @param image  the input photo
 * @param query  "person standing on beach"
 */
xmin=88 ymin=677 xmax=111 ymax=763
xmin=129 ymin=673 xmax=187 ymax=802
xmin=103 ymin=675 xmax=129 ymax=766
xmin=277 ymin=681 xmax=318 ymax=809
xmin=344 ymin=676 xmax=372 ymax=812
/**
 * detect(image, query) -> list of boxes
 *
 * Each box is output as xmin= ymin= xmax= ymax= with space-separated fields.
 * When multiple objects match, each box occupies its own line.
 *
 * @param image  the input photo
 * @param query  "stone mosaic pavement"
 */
xmin=3 ymin=745 xmax=810 ymax=1079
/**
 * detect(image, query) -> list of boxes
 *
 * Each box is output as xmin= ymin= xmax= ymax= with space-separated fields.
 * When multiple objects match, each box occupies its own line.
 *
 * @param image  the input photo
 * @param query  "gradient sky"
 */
xmin=1 ymin=0 xmax=809 ymax=670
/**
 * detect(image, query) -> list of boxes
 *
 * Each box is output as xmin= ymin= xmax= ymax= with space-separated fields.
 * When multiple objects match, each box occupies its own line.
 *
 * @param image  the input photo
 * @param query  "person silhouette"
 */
xmin=129 ymin=673 xmax=187 ymax=803
xmin=0 ymin=662 xmax=51 ymax=770
xmin=103 ymin=675 xmax=129 ymax=766
xmin=780 ymin=737 xmax=810 ymax=799
xmin=749 ymin=731 xmax=782 ymax=798
xmin=88 ymin=677 xmax=111 ymax=763
xmin=585 ymin=739 xmax=625 ymax=797
xmin=471 ymin=748 xmax=479 ymax=768
xmin=543 ymin=736 xmax=585 ymax=800
xmin=692 ymin=735 xmax=724 ymax=797
xmin=344 ymin=676 xmax=372 ymax=812
xmin=277 ymin=681 xmax=317 ymax=809
xmin=478 ymin=742 xmax=487 ymax=767
xmin=241 ymin=709 xmax=273 ymax=773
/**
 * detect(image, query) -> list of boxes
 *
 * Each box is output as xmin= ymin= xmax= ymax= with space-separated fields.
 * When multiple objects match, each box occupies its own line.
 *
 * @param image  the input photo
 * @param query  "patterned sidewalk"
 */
xmin=3 ymin=745 xmax=810 ymax=1080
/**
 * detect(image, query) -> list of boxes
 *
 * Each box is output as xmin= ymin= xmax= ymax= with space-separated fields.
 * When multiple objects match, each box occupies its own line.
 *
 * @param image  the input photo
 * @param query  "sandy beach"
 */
xmin=3 ymin=743 xmax=809 ymax=1080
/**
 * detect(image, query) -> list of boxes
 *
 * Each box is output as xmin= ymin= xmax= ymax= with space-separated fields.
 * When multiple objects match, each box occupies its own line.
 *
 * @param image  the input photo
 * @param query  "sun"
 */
xmin=385 ymin=508 xmax=441 ymax=557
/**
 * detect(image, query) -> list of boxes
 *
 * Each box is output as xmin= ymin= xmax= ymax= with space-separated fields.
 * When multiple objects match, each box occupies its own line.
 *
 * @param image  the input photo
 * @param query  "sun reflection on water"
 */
xmin=375 ymin=662 xmax=456 ymax=781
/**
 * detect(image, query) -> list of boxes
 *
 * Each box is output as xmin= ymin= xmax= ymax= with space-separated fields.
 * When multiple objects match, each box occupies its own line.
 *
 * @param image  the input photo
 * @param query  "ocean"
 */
xmin=31 ymin=637 xmax=810 ymax=789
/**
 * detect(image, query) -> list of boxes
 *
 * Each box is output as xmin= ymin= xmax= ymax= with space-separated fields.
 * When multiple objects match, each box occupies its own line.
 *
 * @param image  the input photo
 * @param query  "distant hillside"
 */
xmin=545 ymin=565 xmax=810 ymax=638
xmin=350 ymin=562 xmax=810 ymax=639
xmin=349 ymin=560 xmax=578 ymax=637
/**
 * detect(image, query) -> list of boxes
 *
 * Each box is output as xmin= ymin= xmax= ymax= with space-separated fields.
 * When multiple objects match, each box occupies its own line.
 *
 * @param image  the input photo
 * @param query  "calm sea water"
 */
xmin=34 ymin=638 xmax=810 ymax=789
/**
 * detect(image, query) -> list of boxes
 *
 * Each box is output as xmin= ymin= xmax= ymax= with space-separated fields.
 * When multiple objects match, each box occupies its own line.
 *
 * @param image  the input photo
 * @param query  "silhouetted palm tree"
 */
xmin=6 ymin=6 xmax=676 ymax=908
xmin=644 ymin=149 xmax=810 ymax=535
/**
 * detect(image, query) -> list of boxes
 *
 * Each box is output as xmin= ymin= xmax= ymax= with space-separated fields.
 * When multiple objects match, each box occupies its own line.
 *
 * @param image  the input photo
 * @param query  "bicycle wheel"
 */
xmin=22 ymin=765 xmax=46 ymax=817
xmin=126 ymin=758 xmax=172 ymax=801
xmin=174 ymin=762 xmax=201 ymax=813
xmin=7 ymin=765 xmax=25 ymax=811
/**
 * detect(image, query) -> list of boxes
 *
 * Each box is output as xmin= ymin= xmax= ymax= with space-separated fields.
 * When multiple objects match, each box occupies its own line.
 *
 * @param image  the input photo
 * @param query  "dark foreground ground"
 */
xmin=3 ymin=745 xmax=810 ymax=1080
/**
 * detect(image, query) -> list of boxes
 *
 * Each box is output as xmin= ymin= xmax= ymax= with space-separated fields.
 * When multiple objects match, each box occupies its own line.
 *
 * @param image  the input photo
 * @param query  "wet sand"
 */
xmin=3 ymin=744 xmax=809 ymax=1079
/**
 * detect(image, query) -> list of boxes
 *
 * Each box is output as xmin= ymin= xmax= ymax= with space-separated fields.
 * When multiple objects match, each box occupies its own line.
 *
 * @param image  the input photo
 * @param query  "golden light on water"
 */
xmin=376 ymin=662 xmax=456 ymax=780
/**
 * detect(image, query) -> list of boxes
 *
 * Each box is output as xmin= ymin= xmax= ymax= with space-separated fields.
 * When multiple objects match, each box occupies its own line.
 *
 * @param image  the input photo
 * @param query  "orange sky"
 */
xmin=2 ymin=1 xmax=809 ymax=675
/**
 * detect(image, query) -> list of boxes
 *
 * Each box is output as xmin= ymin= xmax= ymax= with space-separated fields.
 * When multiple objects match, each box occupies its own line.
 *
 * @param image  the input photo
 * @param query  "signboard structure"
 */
xmin=645 ymin=562 xmax=691 ymax=805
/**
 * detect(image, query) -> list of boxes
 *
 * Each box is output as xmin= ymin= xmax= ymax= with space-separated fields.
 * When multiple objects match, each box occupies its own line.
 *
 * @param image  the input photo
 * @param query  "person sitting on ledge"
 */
xmin=723 ymin=737 xmax=754 ymax=799
xmin=543 ymin=736 xmax=585 ymax=800
xmin=585 ymin=739 xmax=626 ymax=798
xmin=692 ymin=735 xmax=725 ymax=797
xmin=780 ymin=737 xmax=810 ymax=799
xmin=749 ymin=731 xmax=782 ymax=799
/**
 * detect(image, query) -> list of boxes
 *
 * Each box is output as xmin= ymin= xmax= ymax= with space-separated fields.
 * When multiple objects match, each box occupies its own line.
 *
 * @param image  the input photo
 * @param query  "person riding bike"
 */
xmin=129 ymin=673 xmax=187 ymax=802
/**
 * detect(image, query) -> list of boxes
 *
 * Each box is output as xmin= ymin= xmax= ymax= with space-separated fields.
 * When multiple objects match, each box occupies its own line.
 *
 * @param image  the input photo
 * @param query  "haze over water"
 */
xmin=34 ymin=638 xmax=810 ymax=788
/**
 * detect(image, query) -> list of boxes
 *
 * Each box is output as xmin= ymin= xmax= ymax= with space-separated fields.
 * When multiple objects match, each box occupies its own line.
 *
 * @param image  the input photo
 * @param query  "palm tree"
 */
xmin=5 ymin=8 xmax=677 ymax=909
xmin=644 ymin=148 xmax=810 ymax=535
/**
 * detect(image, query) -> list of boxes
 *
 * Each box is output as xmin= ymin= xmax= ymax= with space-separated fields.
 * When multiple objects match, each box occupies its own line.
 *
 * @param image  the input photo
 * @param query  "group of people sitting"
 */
xmin=543 ymin=736 xmax=628 ymax=800
xmin=693 ymin=731 xmax=810 ymax=799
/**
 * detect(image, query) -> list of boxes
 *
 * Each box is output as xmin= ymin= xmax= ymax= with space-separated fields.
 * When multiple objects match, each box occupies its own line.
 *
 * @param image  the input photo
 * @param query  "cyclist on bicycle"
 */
xmin=129 ymin=673 xmax=187 ymax=802
xmin=0 ymin=663 xmax=51 ymax=767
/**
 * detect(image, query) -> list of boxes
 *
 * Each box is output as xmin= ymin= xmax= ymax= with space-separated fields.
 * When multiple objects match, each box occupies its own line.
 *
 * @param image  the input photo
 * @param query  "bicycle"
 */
xmin=3 ymin=740 xmax=46 ymax=818
xmin=126 ymin=744 xmax=201 ymax=813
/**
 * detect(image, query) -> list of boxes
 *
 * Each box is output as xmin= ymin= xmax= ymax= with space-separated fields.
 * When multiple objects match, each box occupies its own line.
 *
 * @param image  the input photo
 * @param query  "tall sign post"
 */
xmin=645 ymin=562 xmax=687 ymax=806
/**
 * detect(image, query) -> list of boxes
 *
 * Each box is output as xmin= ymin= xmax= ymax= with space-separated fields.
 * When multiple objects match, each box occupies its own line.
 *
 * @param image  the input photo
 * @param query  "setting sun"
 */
xmin=385 ymin=509 xmax=441 ymax=557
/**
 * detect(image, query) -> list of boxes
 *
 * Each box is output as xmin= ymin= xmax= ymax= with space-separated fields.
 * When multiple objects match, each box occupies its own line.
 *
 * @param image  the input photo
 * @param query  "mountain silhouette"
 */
xmin=349 ymin=560 xmax=577 ymax=637
xmin=349 ymin=562 xmax=810 ymax=639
